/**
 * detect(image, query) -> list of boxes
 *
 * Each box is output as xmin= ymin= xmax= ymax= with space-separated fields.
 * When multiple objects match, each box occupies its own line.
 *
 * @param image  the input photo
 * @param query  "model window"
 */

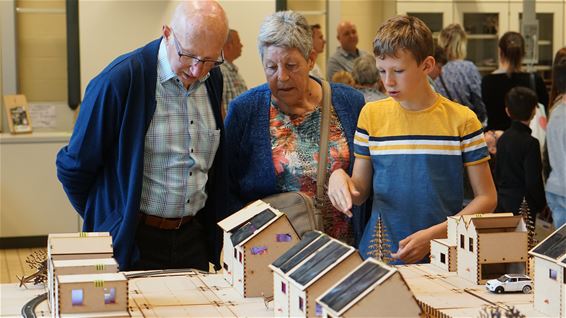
xmin=549 ymin=269 xmax=557 ymax=280
xmin=315 ymin=303 xmax=322 ymax=316
xmin=299 ymin=296 xmax=304 ymax=311
xmin=281 ymin=281 xmax=286 ymax=294
xmin=440 ymin=253 xmax=446 ymax=264
xmin=234 ymin=248 xmax=237 ymax=258
xmin=104 ymin=287 xmax=116 ymax=304
xmin=468 ymin=237 xmax=474 ymax=252
xmin=71 ymin=289 xmax=83 ymax=306
xmin=519 ymin=277 xmax=529 ymax=281
xmin=460 ymin=235 xmax=465 ymax=249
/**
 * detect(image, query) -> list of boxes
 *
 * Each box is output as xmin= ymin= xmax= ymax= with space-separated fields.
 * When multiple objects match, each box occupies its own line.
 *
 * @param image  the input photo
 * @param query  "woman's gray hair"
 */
xmin=352 ymin=55 xmax=379 ymax=85
xmin=257 ymin=10 xmax=312 ymax=60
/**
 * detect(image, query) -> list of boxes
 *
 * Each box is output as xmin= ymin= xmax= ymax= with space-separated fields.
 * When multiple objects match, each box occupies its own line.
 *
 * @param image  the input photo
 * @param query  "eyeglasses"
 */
xmin=172 ymin=31 xmax=224 ymax=68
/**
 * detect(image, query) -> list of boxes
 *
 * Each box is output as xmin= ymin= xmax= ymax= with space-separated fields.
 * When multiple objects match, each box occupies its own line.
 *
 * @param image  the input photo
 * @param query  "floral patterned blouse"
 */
xmin=270 ymin=101 xmax=353 ymax=244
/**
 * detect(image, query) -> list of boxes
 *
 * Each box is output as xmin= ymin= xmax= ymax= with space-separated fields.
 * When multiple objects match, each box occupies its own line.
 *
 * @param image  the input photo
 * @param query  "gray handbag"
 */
xmin=262 ymin=80 xmax=332 ymax=237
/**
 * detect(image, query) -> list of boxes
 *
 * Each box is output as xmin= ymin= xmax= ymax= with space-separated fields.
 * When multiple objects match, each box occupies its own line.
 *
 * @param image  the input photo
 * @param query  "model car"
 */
xmin=485 ymin=274 xmax=532 ymax=294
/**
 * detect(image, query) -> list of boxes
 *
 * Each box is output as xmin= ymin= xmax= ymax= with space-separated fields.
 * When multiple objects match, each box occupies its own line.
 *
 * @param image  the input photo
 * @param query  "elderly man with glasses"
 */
xmin=56 ymin=0 xmax=231 ymax=272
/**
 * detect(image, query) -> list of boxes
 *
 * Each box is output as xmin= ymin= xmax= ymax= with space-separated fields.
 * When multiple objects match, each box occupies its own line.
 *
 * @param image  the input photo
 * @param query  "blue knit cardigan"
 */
xmin=224 ymin=80 xmax=369 ymax=245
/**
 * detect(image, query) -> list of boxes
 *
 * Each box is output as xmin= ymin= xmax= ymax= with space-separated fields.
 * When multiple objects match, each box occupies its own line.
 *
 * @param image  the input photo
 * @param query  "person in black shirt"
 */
xmin=494 ymin=87 xmax=546 ymax=220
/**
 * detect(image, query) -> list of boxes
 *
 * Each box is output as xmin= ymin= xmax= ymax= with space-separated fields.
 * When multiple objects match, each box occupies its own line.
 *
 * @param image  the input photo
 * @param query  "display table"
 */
xmin=0 ymin=266 xmax=549 ymax=317
xmin=398 ymin=264 xmax=546 ymax=317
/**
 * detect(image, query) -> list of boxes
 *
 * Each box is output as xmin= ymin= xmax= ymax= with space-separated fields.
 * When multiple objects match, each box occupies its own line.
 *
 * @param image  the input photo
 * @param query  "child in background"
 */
xmin=494 ymin=87 xmax=546 ymax=221
xmin=327 ymin=15 xmax=497 ymax=264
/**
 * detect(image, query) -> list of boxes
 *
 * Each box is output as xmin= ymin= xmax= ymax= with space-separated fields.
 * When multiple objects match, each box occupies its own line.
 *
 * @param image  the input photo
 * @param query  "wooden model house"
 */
xmin=47 ymin=232 xmax=114 ymax=313
xmin=456 ymin=214 xmax=527 ymax=284
xmin=430 ymin=216 xmax=460 ymax=272
xmin=218 ymin=200 xmax=299 ymax=298
xmin=529 ymin=223 xmax=566 ymax=317
xmin=271 ymin=235 xmax=362 ymax=317
xmin=316 ymin=258 xmax=422 ymax=317
xmin=270 ymin=231 xmax=330 ymax=316
xmin=54 ymin=272 xmax=128 ymax=317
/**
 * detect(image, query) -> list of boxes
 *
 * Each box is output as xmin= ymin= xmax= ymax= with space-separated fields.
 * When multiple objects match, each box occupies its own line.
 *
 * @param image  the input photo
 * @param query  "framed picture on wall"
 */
xmin=4 ymin=95 xmax=33 ymax=134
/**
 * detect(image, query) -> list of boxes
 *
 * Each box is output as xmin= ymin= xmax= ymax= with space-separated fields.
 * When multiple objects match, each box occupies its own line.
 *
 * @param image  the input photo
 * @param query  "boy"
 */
xmin=495 ymin=87 xmax=546 ymax=221
xmin=328 ymin=15 xmax=497 ymax=264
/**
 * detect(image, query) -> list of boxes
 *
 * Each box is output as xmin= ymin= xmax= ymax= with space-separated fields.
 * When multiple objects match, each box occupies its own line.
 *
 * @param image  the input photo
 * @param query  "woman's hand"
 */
xmin=328 ymin=169 xmax=360 ymax=217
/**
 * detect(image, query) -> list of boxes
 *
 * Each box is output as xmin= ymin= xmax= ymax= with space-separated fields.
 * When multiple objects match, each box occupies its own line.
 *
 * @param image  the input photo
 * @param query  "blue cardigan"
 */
xmin=56 ymin=39 xmax=229 ymax=270
xmin=224 ymin=81 xmax=369 ymax=245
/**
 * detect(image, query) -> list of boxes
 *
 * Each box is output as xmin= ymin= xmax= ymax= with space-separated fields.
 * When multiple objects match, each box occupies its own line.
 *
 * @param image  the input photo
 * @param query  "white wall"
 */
xmin=79 ymin=0 xmax=274 ymax=97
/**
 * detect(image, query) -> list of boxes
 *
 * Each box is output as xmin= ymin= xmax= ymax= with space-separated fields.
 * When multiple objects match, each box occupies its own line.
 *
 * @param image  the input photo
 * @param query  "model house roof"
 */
xmin=454 ymin=213 xmax=513 ymax=225
xmin=288 ymin=240 xmax=354 ymax=289
xmin=49 ymin=235 xmax=113 ymax=255
xmin=271 ymin=231 xmax=330 ymax=274
xmin=318 ymin=259 xmax=393 ymax=315
xmin=469 ymin=215 xmax=524 ymax=230
xmin=230 ymin=208 xmax=278 ymax=246
xmin=218 ymin=200 xmax=270 ymax=232
xmin=57 ymin=272 xmax=127 ymax=284
xmin=530 ymin=223 xmax=566 ymax=261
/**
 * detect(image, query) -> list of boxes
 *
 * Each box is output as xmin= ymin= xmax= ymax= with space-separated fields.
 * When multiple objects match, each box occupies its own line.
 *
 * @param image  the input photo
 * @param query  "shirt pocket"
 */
xmin=192 ymin=128 xmax=221 ymax=172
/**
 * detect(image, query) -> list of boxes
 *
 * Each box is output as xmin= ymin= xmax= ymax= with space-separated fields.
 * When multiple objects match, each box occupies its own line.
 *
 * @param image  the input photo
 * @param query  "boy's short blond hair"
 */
xmin=372 ymin=15 xmax=433 ymax=65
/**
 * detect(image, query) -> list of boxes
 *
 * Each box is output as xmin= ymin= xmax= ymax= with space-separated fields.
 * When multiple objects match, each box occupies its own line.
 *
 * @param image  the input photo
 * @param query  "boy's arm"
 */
xmin=392 ymin=161 xmax=497 ymax=263
xmin=328 ymin=158 xmax=373 ymax=217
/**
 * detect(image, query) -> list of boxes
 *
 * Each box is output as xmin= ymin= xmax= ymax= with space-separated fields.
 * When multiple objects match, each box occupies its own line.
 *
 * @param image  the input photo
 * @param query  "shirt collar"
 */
xmin=222 ymin=61 xmax=238 ymax=72
xmin=337 ymin=46 xmax=360 ymax=58
xmin=157 ymin=38 xmax=210 ymax=85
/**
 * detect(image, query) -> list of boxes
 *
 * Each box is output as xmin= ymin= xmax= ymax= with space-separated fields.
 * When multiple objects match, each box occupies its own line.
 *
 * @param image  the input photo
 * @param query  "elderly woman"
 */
xmin=225 ymin=11 xmax=367 ymax=245
xmin=351 ymin=55 xmax=386 ymax=103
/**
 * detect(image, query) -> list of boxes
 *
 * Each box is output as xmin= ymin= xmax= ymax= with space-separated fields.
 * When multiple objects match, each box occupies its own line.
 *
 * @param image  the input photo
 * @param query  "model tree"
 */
xmin=519 ymin=198 xmax=536 ymax=249
xmin=368 ymin=215 xmax=393 ymax=264
xmin=17 ymin=249 xmax=47 ymax=288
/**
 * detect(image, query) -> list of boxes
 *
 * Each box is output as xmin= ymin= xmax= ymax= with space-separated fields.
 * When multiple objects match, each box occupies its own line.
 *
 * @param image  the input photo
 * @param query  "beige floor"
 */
xmin=0 ymin=248 xmax=46 ymax=284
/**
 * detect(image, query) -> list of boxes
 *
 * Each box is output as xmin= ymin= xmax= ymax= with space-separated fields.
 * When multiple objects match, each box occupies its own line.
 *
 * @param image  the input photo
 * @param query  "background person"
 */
xmin=351 ymin=54 xmax=386 ymax=103
xmin=482 ymin=31 xmax=549 ymax=131
xmin=220 ymin=29 xmax=248 ymax=118
xmin=327 ymin=21 xmax=369 ymax=81
xmin=309 ymin=24 xmax=326 ymax=79
xmin=434 ymin=24 xmax=487 ymax=125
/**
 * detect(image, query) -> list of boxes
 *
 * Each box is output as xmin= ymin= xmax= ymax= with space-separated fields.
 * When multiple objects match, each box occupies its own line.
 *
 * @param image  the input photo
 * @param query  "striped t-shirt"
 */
xmin=354 ymin=95 xmax=489 ymax=263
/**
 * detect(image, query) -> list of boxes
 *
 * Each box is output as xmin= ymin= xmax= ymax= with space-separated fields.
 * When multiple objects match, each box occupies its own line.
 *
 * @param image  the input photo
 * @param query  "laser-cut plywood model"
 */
xmin=430 ymin=213 xmax=528 ymax=284
xmin=54 ymin=272 xmax=128 ymax=317
xmin=317 ymin=258 xmax=422 ymax=317
xmin=218 ymin=200 xmax=300 ymax=298
xmin=269 ymin=232 xmax=362 ymax=317
xmin=47 ymin=232 xmax=114 ymax=314
xmin=528 ymin=223 xmax=566 ymax=317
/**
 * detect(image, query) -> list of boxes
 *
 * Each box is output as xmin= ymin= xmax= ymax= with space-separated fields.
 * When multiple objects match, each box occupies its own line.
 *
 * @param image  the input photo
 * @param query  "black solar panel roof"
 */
xmin=319 ymin=261 xmax=390 ymax=313
xmin=230 ymin=209 xmax=276 ymax=246
xmin=289 ymin=241 xmax=350 ymax=286
xmin=279 ymin=235 xmax=330 ymax=273
xmin=532 ymin=225 xmax=566 ymax=260
xmin=271 ymin=231 xmax=323 ymax=269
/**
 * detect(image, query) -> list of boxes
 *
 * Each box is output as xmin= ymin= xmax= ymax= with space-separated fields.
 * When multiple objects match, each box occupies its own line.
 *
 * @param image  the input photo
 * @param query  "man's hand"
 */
xmin=327 ymin=169 xmax=361 ymax=218
xmin=391 ymin=228 xmax=434 ymax=264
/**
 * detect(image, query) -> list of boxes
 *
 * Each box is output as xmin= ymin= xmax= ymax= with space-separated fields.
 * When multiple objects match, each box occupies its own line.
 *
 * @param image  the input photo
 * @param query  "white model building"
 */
xmin=47 ymin=232 xmax=114 ymax=314
xmin=316 ymin=258 xmax=422 ymax=317
xmin=529 ymin=223 xmax=566 ymax=317
xmin=430 ymin=213 xmax=528 ymax=284
xmin=218 ymin=200 xmax=299 ymax=298
xmin=270 ymin=232 xmax=361 ymax=317
xmin=54 ymin=272 xmax=128 ymax=317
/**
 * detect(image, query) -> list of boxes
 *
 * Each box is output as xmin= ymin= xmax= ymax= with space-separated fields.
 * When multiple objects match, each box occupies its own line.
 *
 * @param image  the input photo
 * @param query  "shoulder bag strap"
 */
xmin=316 ymin=80 xmax=331 ymax=201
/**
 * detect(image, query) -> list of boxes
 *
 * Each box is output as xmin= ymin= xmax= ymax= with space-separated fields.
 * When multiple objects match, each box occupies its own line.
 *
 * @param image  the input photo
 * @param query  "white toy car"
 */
xmin=486 ymin=274 xmax=532 ymax=294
